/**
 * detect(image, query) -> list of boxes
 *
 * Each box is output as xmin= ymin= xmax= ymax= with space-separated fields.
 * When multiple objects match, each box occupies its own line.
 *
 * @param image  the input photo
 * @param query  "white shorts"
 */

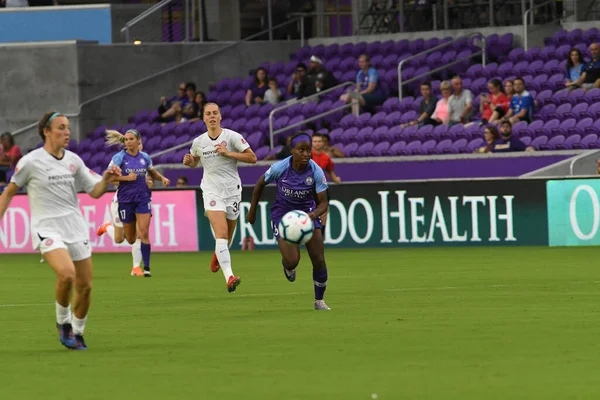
xmin=203 ymin=192 xmax=242 ymax=220
xmin=110 ymin=202 xmax=123 ymax=228
xmin=39 ymin=237 xmax=92 ymax=262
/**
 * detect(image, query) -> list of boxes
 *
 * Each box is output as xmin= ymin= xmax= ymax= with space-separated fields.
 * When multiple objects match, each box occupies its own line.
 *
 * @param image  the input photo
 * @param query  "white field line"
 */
xmin=1 ymin=280 xmax=599 ymax=309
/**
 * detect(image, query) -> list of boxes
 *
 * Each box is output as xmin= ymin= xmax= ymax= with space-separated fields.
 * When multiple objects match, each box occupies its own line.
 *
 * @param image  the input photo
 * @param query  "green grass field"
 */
xmin=1 ymin=247 xmax=600 ymax=399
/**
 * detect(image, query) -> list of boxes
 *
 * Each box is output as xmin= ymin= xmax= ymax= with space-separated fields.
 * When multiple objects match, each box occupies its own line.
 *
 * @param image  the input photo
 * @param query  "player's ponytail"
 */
xmin=105 ymin=130 xmax=126 ymax=146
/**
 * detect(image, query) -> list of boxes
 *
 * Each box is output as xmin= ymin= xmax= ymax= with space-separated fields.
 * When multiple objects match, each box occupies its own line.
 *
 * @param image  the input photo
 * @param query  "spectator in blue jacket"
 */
xmin=340 ymin=54 xmax=386 ymax=113
xmin=503 ymin=78 xmax=533 ymax=124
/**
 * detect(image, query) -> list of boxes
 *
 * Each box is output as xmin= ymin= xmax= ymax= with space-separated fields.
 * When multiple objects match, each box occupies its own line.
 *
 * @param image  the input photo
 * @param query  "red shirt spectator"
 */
xmin=311 ymin=134 xmax=341 ymax=183
xmin=481 ymin=79 xmax=509 ymax=122
xmin=0 ymin=132 xmax=22 ymax=168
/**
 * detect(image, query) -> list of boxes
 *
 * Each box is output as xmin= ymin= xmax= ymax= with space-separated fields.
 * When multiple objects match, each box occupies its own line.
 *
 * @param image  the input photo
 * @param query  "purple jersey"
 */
xmin=108 ymin=150 xmax=153 ymax=203
xmin=264 ymin=157 xmax=328 ymax=221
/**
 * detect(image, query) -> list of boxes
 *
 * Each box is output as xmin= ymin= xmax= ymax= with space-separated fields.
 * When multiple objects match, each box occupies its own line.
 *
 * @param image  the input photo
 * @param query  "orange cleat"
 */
xmin=227 ymin=275 xmax=241 ymax=293
xmin=131 ymin=266 xmax=144 ymax=277
xmin=96 ymin=221 xmax=110 ymax=237
xmin=210 ymin=253 xmax=220 ymax=273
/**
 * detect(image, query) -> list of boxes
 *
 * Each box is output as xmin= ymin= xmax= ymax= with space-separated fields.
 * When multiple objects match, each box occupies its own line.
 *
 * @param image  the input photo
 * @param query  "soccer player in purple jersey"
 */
xmin=105 ymin=129 xmax=171 ymax=277
xmin=246 ymin=132 xmax=331 ymax=310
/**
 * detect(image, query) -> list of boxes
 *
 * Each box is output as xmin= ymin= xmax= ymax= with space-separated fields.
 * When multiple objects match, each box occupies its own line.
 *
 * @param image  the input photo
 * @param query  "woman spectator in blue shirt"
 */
xmin=340 ymin=54 xmax=386 ymax=113
xmin=245 ymin=67 xmax=269 ymax=106
xmin=565 ymin=48 xmax=586 ymax=90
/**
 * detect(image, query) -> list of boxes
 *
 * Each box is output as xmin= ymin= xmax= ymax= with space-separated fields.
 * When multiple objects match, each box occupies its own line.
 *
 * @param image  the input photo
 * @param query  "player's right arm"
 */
xmin=0 ymin=183 xmax=19 ymax=221
xmin=183 ymin=140 xmax=201 ymax=167
xmin=0 ymin=155 xmax=30 ymax=220
xmin=246 ymin=160 xmax=287 ymax=224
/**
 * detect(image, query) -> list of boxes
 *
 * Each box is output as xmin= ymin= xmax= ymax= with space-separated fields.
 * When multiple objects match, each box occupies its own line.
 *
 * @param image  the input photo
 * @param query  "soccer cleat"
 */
xmin=96 ymin=221 xmax=111 ymax=237
xmin=144 ymin=269 xmax=152 ymax=278
xmin=314 ymin=300 xmax=331 ymax=311
xmin=73 ymin=334 xmax=87 ymax=350
xmin=282 ymin=260 xmax=296 ymax=282
xmin=56 ymin=323 xmax=77 ymax=349
xmin=210 ymin=253 xmax=220 ymax=273
xmin=131 ymin=266 xmax=144 ymax=277
xmin=227 ymin=275 xmax=241 ymax=293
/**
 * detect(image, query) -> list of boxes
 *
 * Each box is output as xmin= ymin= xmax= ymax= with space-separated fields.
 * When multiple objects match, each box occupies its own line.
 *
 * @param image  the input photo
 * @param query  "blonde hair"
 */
xmin=440 ymin=80 xmax=451 ymax=90
xmin=105 ymin=130 xmax=126 ymax=146
xmin=105 ymin=129 xmax=141 ymax=147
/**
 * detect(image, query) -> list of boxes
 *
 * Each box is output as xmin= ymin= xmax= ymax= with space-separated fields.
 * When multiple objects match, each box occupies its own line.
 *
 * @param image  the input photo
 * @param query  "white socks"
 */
xmin=55 ymin=302 xmax=71 ymax=325
xmin=72 ymin=315 xmax=88 ymax=336
xmin=132 ymin=239 xmax=142 ymax=267
xmin=215 ymin=238 xmax=233 ymax=282
xmin=106 ymin=225 xmax=115 ymax=240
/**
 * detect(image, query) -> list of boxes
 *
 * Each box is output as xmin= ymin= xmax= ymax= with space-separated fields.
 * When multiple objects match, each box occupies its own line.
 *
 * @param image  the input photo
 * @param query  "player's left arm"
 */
xmin=215 ymin=133 xmax=257 ymax=164
xmin=144 ymin=153 xmax=170 ymax=186
xmin=88 ymin=167 xmax=122 ymax=199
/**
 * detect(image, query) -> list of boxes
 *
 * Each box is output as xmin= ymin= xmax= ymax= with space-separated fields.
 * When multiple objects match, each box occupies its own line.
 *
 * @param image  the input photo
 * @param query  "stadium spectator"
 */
xmin=480 ymin=79 xmax=509 ymax=124
xmin=191 ymin=91 xmax=207 ymax=120
xmin=474 ymin=125 xmax=500 ymax=153
xmin=245 ymin=67 xmax=269 ymax=106
xmin=403 ymin=81 xmax=438 ymax=127
xmin=504 ymin=79 xmax=515 ymax=98
xmin=170 ymin=102 xmax=188 ymax=124
xmin=430 ymin=80 xmax=452 ymax=125
xmin=287 ymin=62 xmax=307 ymax=97
xmin=448 ymin=76 xmax=473 ymax=125
xmin=570 ymin=43 xmax=600 ymax=91
xmin=157 ymin=82 xmax=188 ymax=122
xmin=0 ymin=132 xmax=22 ymax=184
xmin=264 ymin=77 xmax=283 ymax=105
xmin=176 ymin=176 xmax=188 ymax=187
xmin=503 ymin=77 xmax=533 ymax=124
xmin=307 ymin=55 xmax=338 ymax=93
xmin=265 ymin=135 xmax=292 ymax=161
xmin=340 ymin=54 xmax=386 ymax=114
xmin=491 ymin=120 xmax=534 ymax=152
xmin=564 ymin=48 xmax=585 ymax=90
xmin=321 ymin=133 xmax=345 ymax=158
xmin=312 ymin=134 xmax=341 ymax=184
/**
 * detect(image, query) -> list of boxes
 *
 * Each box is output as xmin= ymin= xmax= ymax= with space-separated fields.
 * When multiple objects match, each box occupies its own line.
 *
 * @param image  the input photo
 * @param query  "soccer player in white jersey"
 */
xmin=183 ymin=102 xmax=257 ymax=292
xmin=97 ymin=140 xmax=154 ymax=277
xmin=0 ymin=112 xmax=121 ymax=350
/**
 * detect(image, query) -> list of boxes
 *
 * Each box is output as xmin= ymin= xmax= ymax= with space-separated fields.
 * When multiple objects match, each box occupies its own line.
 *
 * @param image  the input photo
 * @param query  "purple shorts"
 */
xmin=118 ymin=201 xmax=151 ymax=224
xmin=271 ymin=216 xmax=322 ymax=240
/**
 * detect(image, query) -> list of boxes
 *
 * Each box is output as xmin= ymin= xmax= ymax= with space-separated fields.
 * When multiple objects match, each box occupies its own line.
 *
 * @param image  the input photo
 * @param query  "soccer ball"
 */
xmin=278 ymin=210 xmax=314 ymax=245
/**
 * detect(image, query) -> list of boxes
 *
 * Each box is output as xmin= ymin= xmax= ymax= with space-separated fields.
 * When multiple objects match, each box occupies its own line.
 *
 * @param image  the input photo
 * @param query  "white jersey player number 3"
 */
xmin=183 ymin=102 xmax=257 ymax=293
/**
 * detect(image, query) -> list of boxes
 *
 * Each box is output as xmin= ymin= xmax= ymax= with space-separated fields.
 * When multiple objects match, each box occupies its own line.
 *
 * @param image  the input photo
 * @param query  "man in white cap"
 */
xmin=307 ymin=55 xmax=338 ymax=94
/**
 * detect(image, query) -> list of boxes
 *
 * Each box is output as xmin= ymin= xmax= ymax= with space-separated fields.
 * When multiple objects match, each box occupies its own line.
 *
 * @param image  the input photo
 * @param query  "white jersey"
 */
xmin=10 ymin=148 xmax=102 ymax=249
xmin=190 ymin=128 xmax=250 ymax=196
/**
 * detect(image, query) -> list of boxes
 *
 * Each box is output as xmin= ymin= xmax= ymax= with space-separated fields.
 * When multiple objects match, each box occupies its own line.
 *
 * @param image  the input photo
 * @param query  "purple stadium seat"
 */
xmin=245 ymin=104 xmax=261 ymax=119
xmin=548 ymin=103 xmax=572 ymax=121
xmin=561 ymin=134 xmax=581 ymax=150
xmin=586 ymin=120 xmax=600 ymax=136
xmin=466 ymin=138 xmax=485 ymax=152
xmin=230 ymin=118 xmax=247 ymax=133
xmin=355 ymin=127 xmax=373 ymax=144
xmin=328 ymin=128 xmax=344 ymax=144
xmin=368 ymin=112 xmax=387 ymax=127
xmin=355 ymin=142 xmax=374 ymax=157
xmin=540 ymin=135 xmax=565 ymax=150
xmin=339 ymin=127 xmax=358 ymax=145
xmin=451 ymin=138 xmax=469 ymax=153
xmin=382 ymin=111 xmax=401 ymax=127
xmin=398 ymin=140 xmax=421 ymax=156
xmin=567 ymin=118 xmax=593 ymax=137
xmin=531 ymin=136 xmax=549 ymax=149
xmin=344 ymin=142 xmax=359 ymax=157
xmin=371 ymin=141 xmax=390 ymax=156
xmin=574 ymin=134 xmax=599 ymax=149
xmin=246 ymin=132 xmax=262 ymax=149
xmin=254 ymin=146 xmax=270 ymax=160
xmin=385 ymin=141 xmax=406 ymax=156
xmin=431 ymin=139 xmax=452 ymax=154
xmin=581 ymin=102 xmax=600 ymax=120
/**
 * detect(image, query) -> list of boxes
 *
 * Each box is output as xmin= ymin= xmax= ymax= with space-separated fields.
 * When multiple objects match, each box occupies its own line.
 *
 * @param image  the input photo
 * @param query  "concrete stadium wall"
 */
xmin=0 ymin=41 xmax=80 ymax=137
xmin=5 ymin=40 xmax=298 ymax=149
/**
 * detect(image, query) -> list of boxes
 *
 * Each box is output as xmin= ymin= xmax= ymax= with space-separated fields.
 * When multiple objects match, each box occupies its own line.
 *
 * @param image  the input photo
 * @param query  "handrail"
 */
xmin=10 ymin=17 xmax=305 ymax=140
xmin=523 ymin=0 xmax=559 ymax=51
xmin=397 ymin=32 xmax=486 ymax=100
xmin=121 ymin=0 xmax=175 ymax=43
xmin=268 ymin=80 xmax=356 ymax=148
xmin=569 ymin=150 xmax=600 ymax=175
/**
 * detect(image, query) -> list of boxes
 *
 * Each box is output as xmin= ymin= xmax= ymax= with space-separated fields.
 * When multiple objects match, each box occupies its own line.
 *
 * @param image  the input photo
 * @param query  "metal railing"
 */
xmin=523 ymin=0 xmax=560 ymax=51
xmin=121 ymin=0 xmax=187 ymax=43
xmin=397 ymin=32 xmax=486 ymax=100
xmin=268 ymin=81 xmax=356 ymax=148
xmin=10 ymin=17 xmax=305 ymax=142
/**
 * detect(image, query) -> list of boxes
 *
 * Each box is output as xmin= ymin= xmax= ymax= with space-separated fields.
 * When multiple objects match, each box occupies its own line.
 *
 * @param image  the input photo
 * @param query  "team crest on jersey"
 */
xmin=69 ymin=164 xmax=76 ymax=173
xmin=140 ymin=158 xmax=146 ymax=166
xmin=44 ymin=238 xmax=54 ymax=246
xmin=210 ymin=200 xmax=216 ymax=207
xmin=241 ymin=138 xmax=247 ymax=144
xmin=220 ymin=141 xmax=228 ymax=147
xmin=305 ymin=176 xmax=314 ymax=185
